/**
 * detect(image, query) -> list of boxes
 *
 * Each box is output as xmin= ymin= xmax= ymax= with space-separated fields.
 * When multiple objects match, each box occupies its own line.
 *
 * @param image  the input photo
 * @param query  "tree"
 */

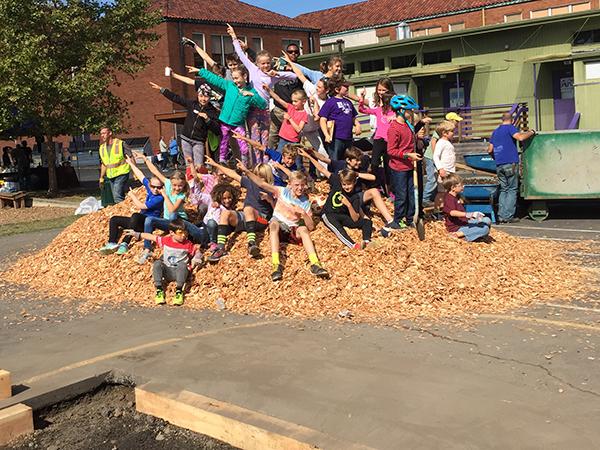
xmin=0 ymin=0 xmax=160 ymax=195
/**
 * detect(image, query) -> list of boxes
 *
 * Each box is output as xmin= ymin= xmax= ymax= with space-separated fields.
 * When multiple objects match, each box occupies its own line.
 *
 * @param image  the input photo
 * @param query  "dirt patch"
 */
xmin=7 ymin=385 xmax=237 ymax=450
xmin=0 ymin=207 xmax=76 ymax=226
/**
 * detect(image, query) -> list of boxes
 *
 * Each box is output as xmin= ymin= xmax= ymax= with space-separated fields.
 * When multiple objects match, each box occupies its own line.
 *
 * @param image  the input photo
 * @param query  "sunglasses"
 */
xmin=150 ymin=184 xmax=163 ymax=189
xmin=287 ymin=49 xmax=300 ymax=54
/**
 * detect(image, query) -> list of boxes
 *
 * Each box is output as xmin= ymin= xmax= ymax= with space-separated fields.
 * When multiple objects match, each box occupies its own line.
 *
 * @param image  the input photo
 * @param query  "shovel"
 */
xmin=413 ymin=158 xmax=425 ymax=241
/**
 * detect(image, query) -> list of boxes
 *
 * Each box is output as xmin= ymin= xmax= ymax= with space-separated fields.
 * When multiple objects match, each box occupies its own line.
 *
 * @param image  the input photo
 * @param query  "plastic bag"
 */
xmin=75 ymin=196 xmax=102 ymax=215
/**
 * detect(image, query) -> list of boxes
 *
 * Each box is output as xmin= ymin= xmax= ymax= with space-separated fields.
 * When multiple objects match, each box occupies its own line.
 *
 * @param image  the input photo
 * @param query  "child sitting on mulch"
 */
xmin=237 ymin=167 xmax=329 ymax=282
xmin=126 ymin=218 xmax=199 ymax=306
xmin=442 ymin=173 xmax=492 ymax=242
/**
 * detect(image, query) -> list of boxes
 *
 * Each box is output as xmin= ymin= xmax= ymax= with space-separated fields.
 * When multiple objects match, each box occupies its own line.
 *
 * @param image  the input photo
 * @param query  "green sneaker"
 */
xmin=173 ymin=289 xmax=184 ymax=306
xmin=154 ymin=289 xmax=166 ymax=305
xmin=99 ymin=243 xmax=118 ymax=255
xmin=116 ymin=242 xmax=129 ymax=255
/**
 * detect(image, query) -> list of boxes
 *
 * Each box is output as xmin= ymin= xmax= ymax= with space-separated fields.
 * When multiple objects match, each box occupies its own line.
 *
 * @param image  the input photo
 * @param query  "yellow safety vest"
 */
xmin=99 ymin=138 xmax=130 ymax=179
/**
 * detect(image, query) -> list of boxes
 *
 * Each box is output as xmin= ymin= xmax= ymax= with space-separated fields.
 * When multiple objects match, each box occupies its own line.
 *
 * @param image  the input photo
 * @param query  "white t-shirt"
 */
xmin=433 ymin=138 xmax=456 ymax=181
xmin=302 ymin=80 xmax=326 ymax=133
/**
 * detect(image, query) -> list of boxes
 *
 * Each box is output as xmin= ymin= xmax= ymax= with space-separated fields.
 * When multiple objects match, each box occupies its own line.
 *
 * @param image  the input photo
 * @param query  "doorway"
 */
xmin=552 ymin=65 xmax=575 ymax=130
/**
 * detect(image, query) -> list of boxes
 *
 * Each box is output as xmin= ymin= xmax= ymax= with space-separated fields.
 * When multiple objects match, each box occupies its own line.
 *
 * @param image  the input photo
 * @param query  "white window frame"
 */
xmin=449 ymin=22 xmax=465 ymax=31
xmin=251 ymin=37 xmax=263 ymax=53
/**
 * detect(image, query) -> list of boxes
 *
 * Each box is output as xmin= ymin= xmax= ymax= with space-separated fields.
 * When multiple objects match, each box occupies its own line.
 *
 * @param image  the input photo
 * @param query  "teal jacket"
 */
xmin=198 ymin=68 xmax=267 ymax=127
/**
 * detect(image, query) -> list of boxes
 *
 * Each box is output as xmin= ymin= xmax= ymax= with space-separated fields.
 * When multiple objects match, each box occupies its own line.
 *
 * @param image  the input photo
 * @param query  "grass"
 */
xmin=0 ymin=215 xmax=80 ymax=237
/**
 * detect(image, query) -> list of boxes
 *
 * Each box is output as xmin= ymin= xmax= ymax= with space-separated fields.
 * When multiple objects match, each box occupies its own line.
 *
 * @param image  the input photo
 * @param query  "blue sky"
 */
xmin=245 ymin=0 xmax=364 ymax=17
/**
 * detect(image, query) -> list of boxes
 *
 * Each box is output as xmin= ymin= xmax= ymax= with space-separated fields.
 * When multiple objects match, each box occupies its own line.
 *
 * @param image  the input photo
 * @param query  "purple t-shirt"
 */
xmin=490 ymin=124 xmax=520 ymax=165
xmin=318 ymin=97 xmax=357 ymax=140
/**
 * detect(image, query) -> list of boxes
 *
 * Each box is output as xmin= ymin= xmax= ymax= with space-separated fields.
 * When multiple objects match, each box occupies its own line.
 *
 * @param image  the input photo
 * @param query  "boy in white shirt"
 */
xmin=433 ymin=120 xmax=456 ymax=181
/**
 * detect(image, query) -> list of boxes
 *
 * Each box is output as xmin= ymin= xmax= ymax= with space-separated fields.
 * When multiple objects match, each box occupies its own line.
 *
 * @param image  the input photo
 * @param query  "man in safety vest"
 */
xmin=99 ymin=127 xmax=131 ymax=203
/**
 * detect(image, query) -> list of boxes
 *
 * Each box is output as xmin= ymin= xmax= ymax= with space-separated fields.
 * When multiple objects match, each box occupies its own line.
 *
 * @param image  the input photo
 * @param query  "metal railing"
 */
xmin=420 ymin=103 xmax=529 ymax=141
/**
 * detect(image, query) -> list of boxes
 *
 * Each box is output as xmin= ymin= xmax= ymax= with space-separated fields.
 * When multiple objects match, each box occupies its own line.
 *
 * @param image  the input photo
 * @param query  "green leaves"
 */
xmin=0 ymin=0 xmax=160 ymax=138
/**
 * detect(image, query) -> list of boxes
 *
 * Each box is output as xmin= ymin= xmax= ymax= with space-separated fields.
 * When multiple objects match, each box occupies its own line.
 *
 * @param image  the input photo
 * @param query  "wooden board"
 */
xmin=0 ymin=403 xmax=33 ymax=446
xmin=0 ymin=370 xmax=10 ymax=400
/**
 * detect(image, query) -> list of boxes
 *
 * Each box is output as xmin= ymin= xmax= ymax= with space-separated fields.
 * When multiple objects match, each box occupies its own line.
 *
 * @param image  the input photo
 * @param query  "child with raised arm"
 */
xmin=306 ymin=147 xmax=398 ymax=236
xmin=442 ymin=174 xmax=491 ymax=241
xmin=232 ymin=132 xmax=299 ymax=186
xmin=226 ymin=24 xmax=298 ymax=160
xmin=126 ymin=218 xmax=199 ymax=306
xmin=319 ymin=78 xmax=362 ymax=161
xmin=238 ymin=167 xmax=329 ymax=281
xmin=135 ymin=153 xmax=208 ymax=264
xmin=187 ymin=60 xmax=267 ymax=166
xmin=262 ymin=83 xmax=308 ymax=153
xmin=205 ymin=157 xmax=275 ymax=261
xmin=99 ymin=156 xmax=164 ymax=255
xmin=301 ymin=150 xmax=372 ymax=249
xmin=149 ymin=81 xmax=220 ymax=167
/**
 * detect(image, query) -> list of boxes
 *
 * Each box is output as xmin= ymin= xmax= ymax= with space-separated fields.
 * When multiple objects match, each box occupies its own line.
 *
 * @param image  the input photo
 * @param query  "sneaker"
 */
xmin=208 ymin=242 xmax=219 ymax=252
xmin=352 ymin=242 xmax=362 ymax=250
xmin=137 ymin=249 xmax=151 ymax=265
xmin=310 ymin=264 xmax=329 ymax=279
xmin=173 ymin=289 xmax=184 ymax=306
xmin=248 ymin=242 xmax=261 ymax=258
xmin=207 ymin=246 xmax=226 ymax=263
xmin=380 ymin=227 xmax=391 ymax=238
xmin=155 ymin=289 xmax=166 ymax=305
xmin=271 ymin=265 xmax=283 ymax=282
xmin=499 ymin=217 xmax=520 ymax=224
xmin=99 ymin=243 xmax=118 ymax=255
xmin=387 ymin=221 xmax=402 ymax=230
xmin=116 ymin=242 xmax=129 ymax=255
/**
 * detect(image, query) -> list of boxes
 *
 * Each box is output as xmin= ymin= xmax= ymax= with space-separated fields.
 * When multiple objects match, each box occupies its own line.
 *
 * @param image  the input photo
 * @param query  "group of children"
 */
xmin=98 ymin=25 xmax=492 ymax=305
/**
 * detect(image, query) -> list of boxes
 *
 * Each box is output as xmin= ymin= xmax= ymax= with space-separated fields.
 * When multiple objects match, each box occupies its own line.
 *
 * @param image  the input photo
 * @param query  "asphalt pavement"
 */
xmin=0 ymin=217 xmax=599 ymax=449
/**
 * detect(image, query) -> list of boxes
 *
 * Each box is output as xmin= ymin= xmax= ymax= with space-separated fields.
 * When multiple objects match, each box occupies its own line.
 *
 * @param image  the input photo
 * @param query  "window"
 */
xmin=192 ymin=33 xmax=205 ymax=69
xmin=390 ymin=54 xmax=417 ymax=69
xmin=211 ymin=35 xmax=246 ymax=65
xmin=449 ymin=22 xmax=465 ymax=31
xmin=251 ymin=37 xmax=263 ymax=53
xmin=282 ymin=39 xmax=302 ymax=54
xmin=573 ymin=29 xmax=600 ymax=45
xmin=320 ymin=43 xmax=336 ymax=52
xmin=344 ymin=62 xmax=355 ymax=75
xmin=572 ymin=2 xmax=591 ymax=12
xmin=530 ymin=9 xmax=549 ymax=18
xmin=360 ymin=59 xmax=385 ymax=73
xmin=552 ymin=5 xmax=570 ymax=15
xmin=585 ymin=61 xmax=600 ymax=79
xmin=423 ymin=49 xmax=451 ymax=65
xmin=504 ymin=12 xmax=522 ymax=22
xmin=378 ymin=35 xmax=391 ymax=43
xmin=412 ymin=26 xmax=443 ymax=37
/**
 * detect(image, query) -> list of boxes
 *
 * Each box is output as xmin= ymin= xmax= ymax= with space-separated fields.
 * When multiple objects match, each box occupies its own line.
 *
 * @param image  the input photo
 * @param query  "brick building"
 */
xmin=296 ymin=0 xmax=597 ymax=50
xmin=114 ymin=0 xmax=319 ymax=152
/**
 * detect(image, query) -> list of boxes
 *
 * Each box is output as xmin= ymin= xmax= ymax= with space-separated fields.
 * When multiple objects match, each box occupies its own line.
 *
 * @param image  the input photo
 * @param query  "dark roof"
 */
xmin=296 ymin=0 xmax=528 ymax=35
xmin=155 ymin=0 xmax=319 ymax=31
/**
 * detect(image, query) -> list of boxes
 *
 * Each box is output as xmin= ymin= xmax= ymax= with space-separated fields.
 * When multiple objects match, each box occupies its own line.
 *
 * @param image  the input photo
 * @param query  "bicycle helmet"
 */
xmin=390 ymin=95 xmax=419 ymax=113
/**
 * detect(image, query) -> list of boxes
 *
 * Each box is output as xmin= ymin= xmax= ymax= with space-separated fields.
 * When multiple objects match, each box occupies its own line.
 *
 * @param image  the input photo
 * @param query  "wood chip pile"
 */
xmin=1 ymin=186 xmax=590 ymax=323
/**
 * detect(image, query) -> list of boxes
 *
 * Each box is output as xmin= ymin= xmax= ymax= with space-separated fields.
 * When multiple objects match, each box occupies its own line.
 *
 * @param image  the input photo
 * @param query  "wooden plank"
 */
xmin=0 ymin=370 xmax=10 ymax=400
xmin=0 ymin=404 xmax=33 ymax=446
xmin=135 ymin=385 xmax=373 ymax=450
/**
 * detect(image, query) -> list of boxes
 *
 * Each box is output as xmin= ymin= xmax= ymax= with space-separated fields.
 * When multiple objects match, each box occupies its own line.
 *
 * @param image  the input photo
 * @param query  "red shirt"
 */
xmin=386 ymin=120 xmax=415 ymax=172
xmin=279 ymin=103 xmax=308 ymax=143
xmin=442 ymin=193 xmax=468 ymax=232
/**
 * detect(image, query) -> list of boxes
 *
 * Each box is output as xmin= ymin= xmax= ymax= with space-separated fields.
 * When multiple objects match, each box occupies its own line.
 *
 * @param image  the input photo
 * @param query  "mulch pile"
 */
xmin=1 ymin=185 xmax=591 ymax=323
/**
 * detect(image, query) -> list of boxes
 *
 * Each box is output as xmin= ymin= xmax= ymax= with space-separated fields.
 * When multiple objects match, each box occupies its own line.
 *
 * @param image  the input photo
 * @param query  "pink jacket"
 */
xmin=359 ymin=100 xmax=396 ymax=141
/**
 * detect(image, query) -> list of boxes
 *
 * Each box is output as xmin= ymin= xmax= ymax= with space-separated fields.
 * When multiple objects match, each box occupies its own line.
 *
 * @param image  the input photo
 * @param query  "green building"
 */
xmin=299 ymin=10 xmax=600 ymax=135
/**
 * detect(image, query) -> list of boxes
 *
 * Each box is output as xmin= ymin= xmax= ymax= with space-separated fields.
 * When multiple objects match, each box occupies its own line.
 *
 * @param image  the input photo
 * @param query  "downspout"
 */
xmin=533 ymin=63 xmax=540 ymax=130
xmin=308 ymin=32 xmax=314 ymax=53
xmin=177 ymin=21 xmax=187 ymax=98
xmin=482 ymin=7 xmax=486 ymax=26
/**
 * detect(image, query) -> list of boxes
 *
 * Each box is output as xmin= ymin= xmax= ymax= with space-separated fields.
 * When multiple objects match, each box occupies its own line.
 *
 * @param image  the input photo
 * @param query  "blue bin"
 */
xmin=463 ymin=154 xmax=497 ymax=173
xmin=463 ymin=184 xmax=498 ymax=201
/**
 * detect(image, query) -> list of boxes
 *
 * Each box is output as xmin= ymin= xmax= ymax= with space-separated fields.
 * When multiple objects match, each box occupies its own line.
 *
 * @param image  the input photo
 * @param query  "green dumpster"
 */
xmin=521 ymin=130 xmax=600 ymax=220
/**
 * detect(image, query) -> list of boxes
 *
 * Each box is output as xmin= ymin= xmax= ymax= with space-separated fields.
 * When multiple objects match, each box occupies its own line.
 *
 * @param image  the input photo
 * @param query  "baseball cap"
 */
xmin=445 ymin=112 xmax=463 ymax=121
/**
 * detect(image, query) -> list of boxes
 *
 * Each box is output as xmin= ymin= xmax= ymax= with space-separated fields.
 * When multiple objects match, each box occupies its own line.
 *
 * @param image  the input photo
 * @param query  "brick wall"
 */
xmin=374 ymin=0 xmax=596 ymax=39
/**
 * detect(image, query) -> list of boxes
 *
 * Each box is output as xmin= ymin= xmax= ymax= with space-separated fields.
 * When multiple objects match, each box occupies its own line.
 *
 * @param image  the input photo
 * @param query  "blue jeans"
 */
xmin=205 ymin=219 xmax=218 ymax=244
xmin=423 ymin=157 xmax=437 ymax=203
xmin=327 ymin=138 xmax=351 ymax=161
xmin=109 ymin=173 xmax=129 ymax=203
xmin=459 ymin=217 xmax=492 ymax=242
xmin=143 ymin=216 xmax=208 ymax=249
xmin=497 ymin=163 xmax=519 ymax=221
xmin=389 ymin=169 xmax=414 ymax=225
